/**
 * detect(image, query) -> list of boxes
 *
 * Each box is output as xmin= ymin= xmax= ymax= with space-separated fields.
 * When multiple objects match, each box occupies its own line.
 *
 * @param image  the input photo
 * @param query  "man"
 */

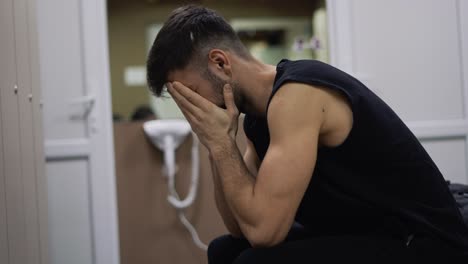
xmin=146 ymin=5 xmax=468 ymax=263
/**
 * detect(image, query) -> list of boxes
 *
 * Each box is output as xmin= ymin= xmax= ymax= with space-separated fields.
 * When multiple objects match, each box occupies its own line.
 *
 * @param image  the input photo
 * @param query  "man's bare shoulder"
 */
xmin=268 ymin=82 xmax=353 ymax=147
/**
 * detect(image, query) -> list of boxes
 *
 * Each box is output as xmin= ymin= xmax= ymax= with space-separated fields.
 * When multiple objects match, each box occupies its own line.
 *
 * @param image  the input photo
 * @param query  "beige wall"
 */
xmin=107 ymin=0 xmax=320 ymax=119
xmin=114 ymin=117 xmax=248 ymax=264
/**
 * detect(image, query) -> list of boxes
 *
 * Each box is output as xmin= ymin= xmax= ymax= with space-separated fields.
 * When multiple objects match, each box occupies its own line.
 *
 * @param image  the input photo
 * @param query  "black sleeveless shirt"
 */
xmin=243 ymin=59 xmax=468 ymax=251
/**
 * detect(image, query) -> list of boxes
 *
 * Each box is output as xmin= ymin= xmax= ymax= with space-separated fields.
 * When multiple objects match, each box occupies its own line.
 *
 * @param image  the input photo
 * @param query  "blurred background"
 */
xmin=108 ymin=0 xmax=328 ymax=121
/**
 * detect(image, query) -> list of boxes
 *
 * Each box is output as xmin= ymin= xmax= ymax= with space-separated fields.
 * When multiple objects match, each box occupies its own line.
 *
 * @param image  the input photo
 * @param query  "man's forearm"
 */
xmin=209 ymin=154 xmax=243 ymax=237
xmin=209 ymin=139 xmax=260 ymax=237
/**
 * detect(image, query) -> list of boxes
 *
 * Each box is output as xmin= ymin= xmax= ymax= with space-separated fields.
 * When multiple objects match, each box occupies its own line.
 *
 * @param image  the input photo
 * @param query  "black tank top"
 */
xmin=243 ymin=59 xmax=468 ymax=251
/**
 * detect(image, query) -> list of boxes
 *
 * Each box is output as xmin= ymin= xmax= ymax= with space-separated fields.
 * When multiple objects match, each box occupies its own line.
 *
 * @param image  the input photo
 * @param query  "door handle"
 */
xmin=68 ymin=94 xmax=96 ymax=121
xmin=69 ymin=94 xmax=96 ymax=105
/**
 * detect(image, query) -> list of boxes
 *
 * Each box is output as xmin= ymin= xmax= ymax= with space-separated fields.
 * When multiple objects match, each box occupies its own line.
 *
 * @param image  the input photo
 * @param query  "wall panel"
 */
xmin=0 ymin=0 xmax=26 ymax=262
xmin=46 ymin=160 xmax=94 ymax=264
xmin=0 ymin=0 xmax=49 ymax=262
xmin=38 ymin=0 xmax=88 ymax=140
xmin=0 ymin=0 xmax=17 ymax=261
xmin=13 ymin=0 xmax=42 ymax=262
xmin=421 ymin=138 xmax=467 ymax=184
xmin=351 ymin=0 xmax=463 ymax=122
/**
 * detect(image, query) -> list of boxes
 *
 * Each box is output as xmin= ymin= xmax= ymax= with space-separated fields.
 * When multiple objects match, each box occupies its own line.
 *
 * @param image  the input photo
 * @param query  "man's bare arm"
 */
xmin=168 ymin=81 xmax=324 ymax=248
xmin=210 ymin=83 xmax=324 ymax=247
xmin=243 ymin=139 xmax=260 ymax=177
xmin=209 ymin=153 xmax=243 ymax=237
xmin=210 ymin=138 xmax=260 ymax=237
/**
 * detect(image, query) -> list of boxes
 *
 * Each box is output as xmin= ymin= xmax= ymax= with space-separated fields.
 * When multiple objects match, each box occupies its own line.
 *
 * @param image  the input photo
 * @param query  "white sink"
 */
xmin=143 ymin=119 xmax=192 ymax=151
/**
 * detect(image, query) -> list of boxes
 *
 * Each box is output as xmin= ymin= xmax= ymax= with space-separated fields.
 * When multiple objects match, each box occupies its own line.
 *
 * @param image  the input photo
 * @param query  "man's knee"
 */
xmin=207 ymin=235 xmax=230 ymax=259
xmin=233 ymin=247 xmax=306 ymax=264
xmin=233 ymin=248 xmax=274 ymax=264
xmin=208 ymin=234 xmax=251 ymax=264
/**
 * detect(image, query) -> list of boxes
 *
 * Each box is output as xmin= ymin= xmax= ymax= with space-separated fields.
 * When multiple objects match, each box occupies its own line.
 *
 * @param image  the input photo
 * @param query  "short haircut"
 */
xmin=146 ymin=5 xmax=250 ymax=97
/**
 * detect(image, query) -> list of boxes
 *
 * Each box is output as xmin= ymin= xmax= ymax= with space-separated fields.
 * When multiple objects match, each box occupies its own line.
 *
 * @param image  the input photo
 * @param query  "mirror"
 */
xmin=107 ymin=0 xmax=328 ymax=121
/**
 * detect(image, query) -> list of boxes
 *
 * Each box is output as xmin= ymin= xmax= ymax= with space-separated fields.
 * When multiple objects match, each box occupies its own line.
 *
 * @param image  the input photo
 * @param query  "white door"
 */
xmin=36 ymin=0 xmax=120 ymax=263
xmin=327 ymin=0 xmax=468 ymax=184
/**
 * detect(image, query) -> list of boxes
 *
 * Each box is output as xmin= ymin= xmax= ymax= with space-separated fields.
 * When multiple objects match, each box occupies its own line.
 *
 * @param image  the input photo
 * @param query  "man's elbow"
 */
xmin=227 ymin=228 xmax=244 ymax=239
xmin=245 ymin=226 xmax=287 ymax=248
xmin=249 ymin=237 xmax=283 ymax=248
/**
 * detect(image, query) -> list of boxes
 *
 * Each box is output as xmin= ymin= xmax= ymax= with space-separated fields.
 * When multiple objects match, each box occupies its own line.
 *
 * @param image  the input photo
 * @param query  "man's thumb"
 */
xmin=223 ymin=84 xmax=238 ymax=113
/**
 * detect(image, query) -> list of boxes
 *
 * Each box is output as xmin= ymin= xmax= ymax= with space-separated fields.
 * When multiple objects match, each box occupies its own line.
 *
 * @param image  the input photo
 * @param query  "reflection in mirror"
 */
xmin=107 ymin=0 xmax=327 ymax=122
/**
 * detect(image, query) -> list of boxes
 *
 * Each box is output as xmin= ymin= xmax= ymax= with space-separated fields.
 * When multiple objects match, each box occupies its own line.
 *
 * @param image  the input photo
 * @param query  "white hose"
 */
xmin=172 ymin=193 xmax=208 ymax=251
xmin=167 ymin=132 xmax=200 ymax=209
xmin=165 ymin=132 xmax=207 ymax=250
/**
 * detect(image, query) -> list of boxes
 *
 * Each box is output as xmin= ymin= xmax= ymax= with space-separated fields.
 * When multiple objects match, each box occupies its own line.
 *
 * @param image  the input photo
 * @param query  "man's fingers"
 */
xmin=223 ymin=84 xmax=239 ymax=115
xmin=172 ymin=81 xmax=212 ymax=112
xmin=180 ymin=105 xmax=199 ymax=126
xmin=168 ymin=83 xmax=201 ymax=116
xmin=170 ymin=90 xmax=200 ymax=125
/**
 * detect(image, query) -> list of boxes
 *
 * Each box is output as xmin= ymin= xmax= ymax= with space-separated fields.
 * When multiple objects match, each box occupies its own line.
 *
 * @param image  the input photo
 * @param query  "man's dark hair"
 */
xmin=146 ymin=5 xmax=250 ymax=97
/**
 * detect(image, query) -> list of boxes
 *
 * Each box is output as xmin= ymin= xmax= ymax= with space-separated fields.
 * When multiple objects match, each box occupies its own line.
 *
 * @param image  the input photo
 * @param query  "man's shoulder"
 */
xmin=273 ymin=59 xmax=348 ymax=99
xmin=278 ymin=59 xmax=336 ymax=74
xmin=267 ymin=83 xmax=326 ymax=129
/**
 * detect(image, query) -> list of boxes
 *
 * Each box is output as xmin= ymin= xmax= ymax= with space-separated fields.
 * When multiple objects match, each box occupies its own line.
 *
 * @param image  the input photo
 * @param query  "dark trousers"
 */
xmin=207 ymin=224 xmax=467 ymax=264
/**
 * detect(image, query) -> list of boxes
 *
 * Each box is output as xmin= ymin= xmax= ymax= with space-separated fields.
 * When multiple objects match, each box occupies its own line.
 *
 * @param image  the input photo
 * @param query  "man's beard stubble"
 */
xmin=203 ymin=68 xmax=246 ymax=113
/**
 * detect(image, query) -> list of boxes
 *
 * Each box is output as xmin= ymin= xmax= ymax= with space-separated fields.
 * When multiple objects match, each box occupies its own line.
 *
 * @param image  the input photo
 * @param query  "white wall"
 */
xmin=328 ymin=0 xmax=468 ymax=183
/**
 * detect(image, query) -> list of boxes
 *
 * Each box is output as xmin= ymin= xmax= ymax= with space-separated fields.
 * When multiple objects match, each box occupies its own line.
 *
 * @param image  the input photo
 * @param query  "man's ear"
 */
xmin=207 ymin=49 xmax=231 ymax=78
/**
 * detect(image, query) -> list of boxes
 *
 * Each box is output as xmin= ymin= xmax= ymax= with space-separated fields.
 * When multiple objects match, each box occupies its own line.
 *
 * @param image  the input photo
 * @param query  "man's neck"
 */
xmin=236 ymin=57 xmax=277 ymax=117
